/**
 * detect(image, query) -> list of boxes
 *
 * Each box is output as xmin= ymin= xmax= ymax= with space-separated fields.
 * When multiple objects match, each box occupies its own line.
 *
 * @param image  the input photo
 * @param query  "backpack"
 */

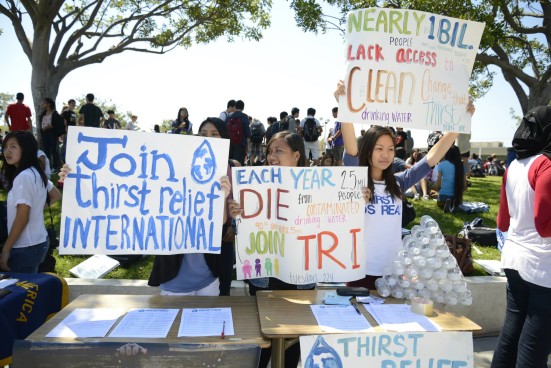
xmin=250 ymin=124 xmax=263 ymax=144
xmin=227 ymin=116 xmax=243 ymax=144
xmin=487 ymin=162 xmax=498 ymax=176
xmin=302 ymin=118 xmax=319 ymax=142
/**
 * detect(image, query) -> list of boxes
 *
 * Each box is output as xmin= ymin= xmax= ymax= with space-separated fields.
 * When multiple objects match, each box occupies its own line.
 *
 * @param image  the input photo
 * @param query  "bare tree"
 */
xmin=0 ymin=0 xmax=272 ymax=138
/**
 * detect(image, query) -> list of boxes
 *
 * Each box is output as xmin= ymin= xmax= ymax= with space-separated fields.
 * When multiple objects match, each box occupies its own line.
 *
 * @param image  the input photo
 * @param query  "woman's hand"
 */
xmin=228 ymin=199 xmax=243 ymax=219
xmin=334 ymin=80 xmax=345 ymax=102
xmin=58 ymin=164 xmax=72 ymax=182
xmin=220 ymin=176 xmax=231 ymax=199
xmin=467 ymin=97 xmax=476 ymax=116
xmin=0 ymin=247 xmax=10 ymax=272
xmin=362 ymin=187 xmax=372 ymax=204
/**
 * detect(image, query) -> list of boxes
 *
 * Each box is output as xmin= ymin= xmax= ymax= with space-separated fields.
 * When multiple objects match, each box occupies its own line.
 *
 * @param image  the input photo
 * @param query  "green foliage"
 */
xmin=292 ymin=1 xmax=551 ymax=112
xmin=0 ymin=92 xmax=14 ymax=121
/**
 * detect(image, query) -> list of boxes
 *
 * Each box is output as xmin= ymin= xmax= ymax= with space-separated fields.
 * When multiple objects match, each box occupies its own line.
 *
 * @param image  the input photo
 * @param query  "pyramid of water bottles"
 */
xmin=375 ymin=215 xmax=473 ymax=306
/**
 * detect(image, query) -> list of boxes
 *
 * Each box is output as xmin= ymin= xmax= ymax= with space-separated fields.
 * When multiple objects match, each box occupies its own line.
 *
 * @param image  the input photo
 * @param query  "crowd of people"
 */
xmin=1 ymin=87 xmax=549 ymax=368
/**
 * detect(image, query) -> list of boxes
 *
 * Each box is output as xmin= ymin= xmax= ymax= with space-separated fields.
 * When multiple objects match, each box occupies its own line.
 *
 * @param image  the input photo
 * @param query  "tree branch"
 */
xmin=0 ymin=1 xmax=32 ymax=61
xmin=500 ymin=1 xmax=545 ymax=34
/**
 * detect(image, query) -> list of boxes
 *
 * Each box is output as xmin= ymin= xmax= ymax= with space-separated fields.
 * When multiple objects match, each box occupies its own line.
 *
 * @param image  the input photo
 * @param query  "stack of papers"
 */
xmin=310 ymin=305 xmax=372 ymax=332
xmin=69 ymin=255 xmax=120 ymax=279
xmin=109 ymin=309 xmax=179 ymax=338
xmin=0 ymin=278 xmax=18 ymax=288
xmin=365 ymin=304 xmax=441 ymax=332
xmin=323 ymin=291 xmax=351 ymax=305
xmin=178 ymin=308 xmax=234 ymax=337
xmin=46 ymin=308 xmax=125 ymax=338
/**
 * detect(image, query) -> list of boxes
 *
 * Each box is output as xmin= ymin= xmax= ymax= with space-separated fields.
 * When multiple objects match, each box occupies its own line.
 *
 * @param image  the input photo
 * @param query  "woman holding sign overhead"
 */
xmin=0 ymin=131 xmax=62 ymax=272
xmin=228 ymin=131 xmax=314 ymax=368
xmin=334 ymin=81 xmax=475 ymax=290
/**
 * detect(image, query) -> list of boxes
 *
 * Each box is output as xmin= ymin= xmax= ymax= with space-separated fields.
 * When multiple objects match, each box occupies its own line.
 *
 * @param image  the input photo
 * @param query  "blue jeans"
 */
xmin=491 ymin=269 xmax=551 ymax=368
xmin=8 ymin=240 xmax=49 ymax=273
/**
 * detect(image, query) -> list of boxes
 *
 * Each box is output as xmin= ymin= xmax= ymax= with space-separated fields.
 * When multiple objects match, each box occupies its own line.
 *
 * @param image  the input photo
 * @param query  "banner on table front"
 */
xmin=339 ymin=8 xmax=485 ymax=133
xmin=300 ymin=332 xmax=474 ymax=368
xmin=60 ymin=126 xmax=229 ymax=255
xmin=232 ymin=166 xmax=368 ymax=285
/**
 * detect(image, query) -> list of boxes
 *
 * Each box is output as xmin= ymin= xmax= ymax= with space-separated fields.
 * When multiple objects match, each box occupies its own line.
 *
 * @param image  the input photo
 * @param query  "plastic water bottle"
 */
xmin=432 ymin=267 xmax=447 ymax=279
xmin=420 ymin=241 xmax=436 ymax=257
xmin=403 ymin=235 xmax=421 ymax=255
xmin=420 ymin=215 xmax=439 ymax=234
xmin=419 ymin=268 xmax=433 ymax=280
xmin=411 ymin=277 xmax=424 ymax=290
xmin=383 ymin=273 xmax=398 ymax=287
xmin=432 ymin=290 xmax=445 ymax=303
xmin=458 ymin=290 xmax=473 ymax=306
xmin=391 ymin=285 xmax=405 ymax=299
xmin=417 ymin=288 xmax=431 ymax=299
xmin=393 ymin=260 xmax=405 ymax=275
xmin=397 ymin=249 xmax=413 ymax=265
xmin=375 ymin=278 xmax=391 ymax=297
xmin=444 ymin=291 xmax=459 ymax=305
xmin=398 ymin=274 xmax=410 ymax=288
xmin=448 ymin=267 xmax=463 ymax=281
xmin=404 ymin=288 xmax=417 ymax=300
xmin=438 ymin=278 xmax=453 ymax=292
xmin=435 ymin=244 xmax=449 ymax=258
xmin=443 ymin=255 xmax=457 ymax=269
xmin=426 ymin=279 xmax=439 ymax=291
xmin=452 ymin=280 xmax=468 ymax=293
xmin=412 ymin=255 xmax=427 ymax=268
xmin=426 ymin=256 xmax=442 ymax=269
xmin=406 ymin=267 xmax=419 ymax=278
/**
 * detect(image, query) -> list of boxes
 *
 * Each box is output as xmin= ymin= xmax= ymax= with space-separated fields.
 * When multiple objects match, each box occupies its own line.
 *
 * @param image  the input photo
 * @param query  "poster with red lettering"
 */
xmin=232 ymin=166 xmax=368 ymax=285
xmin=338 ymin=8 xmax=485 ymax=133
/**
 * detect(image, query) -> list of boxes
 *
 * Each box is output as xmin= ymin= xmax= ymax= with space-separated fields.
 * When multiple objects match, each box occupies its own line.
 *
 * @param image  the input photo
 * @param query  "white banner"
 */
xmin=60 ymin=126 xmax=229 ymax=255
xmin=339 ymin=8 xmax=485 ymax=133
xmin=232 ymin=166 xmax=368 ymax=284
xmin=301 ymin=332 xmax=474 ymax=368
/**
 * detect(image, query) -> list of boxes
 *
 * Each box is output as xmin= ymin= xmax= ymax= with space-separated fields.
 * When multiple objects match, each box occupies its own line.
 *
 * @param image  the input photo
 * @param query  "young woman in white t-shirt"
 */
xmin=0 ymin=131 xmax=61 ymax=272
xmin=334 ymin=81 xmax=475 ymax=289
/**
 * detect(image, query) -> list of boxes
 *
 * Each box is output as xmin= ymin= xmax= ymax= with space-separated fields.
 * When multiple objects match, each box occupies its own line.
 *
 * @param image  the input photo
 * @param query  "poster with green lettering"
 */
xmin=232 ymin=166 xmax=368 ymax=285
xmin=60 ymin=126 xmax=229 ymax=255
xmin=339 ymin=8 xmax=485 ymax=133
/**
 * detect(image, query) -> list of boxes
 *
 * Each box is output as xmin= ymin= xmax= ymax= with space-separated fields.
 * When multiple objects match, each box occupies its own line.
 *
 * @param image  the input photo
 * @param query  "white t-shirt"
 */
xmin=37 ymin=149 xmax=51 ymax=177
xmin=7 ymin=167 xmax=54 ymax=248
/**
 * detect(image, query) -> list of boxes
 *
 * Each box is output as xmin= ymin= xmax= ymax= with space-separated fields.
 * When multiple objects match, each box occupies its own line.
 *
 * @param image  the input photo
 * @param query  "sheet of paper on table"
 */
xmin=46 ymin=308 xmax=126 ymax=338
xmin=323 ymin=291 xmax=352 ymax=305
xmin=310 ymin=305 xmax=372 ymax=332
xmin=178 ymin=308 xmax=234 ymax=337
xmin=0 ymin=278 xmax=19 ymax=288
xmin=364 ymin=304 xmax=441 ymax=332
xmin=108 ymin=308 xmax=179 ymax=338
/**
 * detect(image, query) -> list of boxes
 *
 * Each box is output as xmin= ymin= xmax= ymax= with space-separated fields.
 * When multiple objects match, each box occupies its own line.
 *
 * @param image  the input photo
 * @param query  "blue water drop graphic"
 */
xmin=191 ymin=140 xmax=217 ymax=184
xmin=304 ymin=335 xmax=343 ymax=368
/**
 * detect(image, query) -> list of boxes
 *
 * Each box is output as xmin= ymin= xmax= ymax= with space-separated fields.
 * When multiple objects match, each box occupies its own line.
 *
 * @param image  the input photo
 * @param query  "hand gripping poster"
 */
xmin=338 ymin=8 xmax=485 ymax=133
xmin=60 ymin=126 xmax=229 ymax=255
xmin=232 ymin=166 xmax=368 ymax=285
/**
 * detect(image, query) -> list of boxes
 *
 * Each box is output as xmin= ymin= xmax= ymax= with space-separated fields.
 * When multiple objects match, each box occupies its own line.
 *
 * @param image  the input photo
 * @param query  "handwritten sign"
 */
xmin=339 ymin=8 xmax=485 ymax=133
xmin=232 ymin=166 xmax=367 ymax=284
xmin=301 ymin=332 xmax=474 ymax=368
xmin=60 ymin=127 xmax=229 ymax=255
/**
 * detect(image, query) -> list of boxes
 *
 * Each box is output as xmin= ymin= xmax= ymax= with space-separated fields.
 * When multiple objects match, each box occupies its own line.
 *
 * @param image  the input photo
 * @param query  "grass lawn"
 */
xmin=13 ymin=174 xmax=504 ymax=280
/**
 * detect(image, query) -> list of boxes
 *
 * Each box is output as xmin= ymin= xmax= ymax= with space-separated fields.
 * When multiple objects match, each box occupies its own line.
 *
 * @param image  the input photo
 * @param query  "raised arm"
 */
xmin=334 ymin=81 xmax=359 ymax=157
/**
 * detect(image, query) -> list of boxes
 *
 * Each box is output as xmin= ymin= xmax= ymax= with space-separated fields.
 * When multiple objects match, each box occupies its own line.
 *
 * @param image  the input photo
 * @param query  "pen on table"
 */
xmin=352 ymin=302 xmax=361 ymax=315
xmin=221 ymin=320 xmax=226 ymax=339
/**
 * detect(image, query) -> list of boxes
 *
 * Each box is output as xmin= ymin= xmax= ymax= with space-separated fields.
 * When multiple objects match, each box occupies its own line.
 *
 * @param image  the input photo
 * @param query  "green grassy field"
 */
xmin=10 ymin=174 xmax=504 ymax=279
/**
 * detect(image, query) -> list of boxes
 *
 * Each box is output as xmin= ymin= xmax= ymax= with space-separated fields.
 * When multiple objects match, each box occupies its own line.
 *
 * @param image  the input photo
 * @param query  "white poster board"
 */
xmin=60 ymin=127 xmax=229 ymax=255
xmin=301 ymin=332 xmax=474 ymax=368
xmin=232 ymin=166 xmax=367 ymax=284
xmin=339 ymin=8 xmax=485 ymax=133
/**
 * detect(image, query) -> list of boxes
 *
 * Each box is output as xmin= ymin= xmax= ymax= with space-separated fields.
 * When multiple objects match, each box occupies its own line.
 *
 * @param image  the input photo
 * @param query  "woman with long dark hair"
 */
xmin=435 ymin=145 xmax=466 ymax=213
xmin=171 ymin=107 xmax=193 ymax=135
xmin=39 ymin=98 xmax=63 ymax=173
xmin=334 ymin=80 xmax=475 ymax=290
xmin=0 ymin=131 xmax=61 ymax=272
